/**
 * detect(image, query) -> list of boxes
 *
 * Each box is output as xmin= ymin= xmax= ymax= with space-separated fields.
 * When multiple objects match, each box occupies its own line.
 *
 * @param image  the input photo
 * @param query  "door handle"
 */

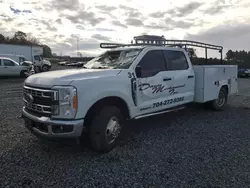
xmin=4 ymin=67 xmax=7 ymax=68
xmin=163 ymin=78 xmax=172 ymax=81
xmin=188 ymin=75 xmax=194 ymax=78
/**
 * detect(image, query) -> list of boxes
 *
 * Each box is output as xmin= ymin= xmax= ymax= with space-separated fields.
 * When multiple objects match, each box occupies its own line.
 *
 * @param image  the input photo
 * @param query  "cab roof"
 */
xmin=106 ymin=45 xmax=186 ymax=52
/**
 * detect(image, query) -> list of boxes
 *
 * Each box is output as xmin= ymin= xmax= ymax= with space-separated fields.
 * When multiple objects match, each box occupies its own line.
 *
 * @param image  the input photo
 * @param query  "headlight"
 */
xmin=51 ymin=85 xmax=77 ymax=119
xmin=46 ymin=61 xmax=51 ymax=66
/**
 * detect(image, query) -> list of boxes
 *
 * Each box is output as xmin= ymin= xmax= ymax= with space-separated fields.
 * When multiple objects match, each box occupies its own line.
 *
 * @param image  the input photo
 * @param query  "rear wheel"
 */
xmin=210 ymin=87 xmax=228 ymax=110
xmin=89 ymin=106 xmax=124 ymax=153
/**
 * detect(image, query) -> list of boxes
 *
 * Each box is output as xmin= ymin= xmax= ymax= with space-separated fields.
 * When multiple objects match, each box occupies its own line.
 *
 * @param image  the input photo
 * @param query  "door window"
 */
xmin=163 ymin=50 xmax=189 ymax=70
xmin=34 ymin=55 xmax=41 ymax=61
xmin=19 ymin=57 xmax=26 ymax=62
xmin=137 ymin=50 xmax=166 ymax=78
xmin=3 ymin=59 xmax=16 ymax=66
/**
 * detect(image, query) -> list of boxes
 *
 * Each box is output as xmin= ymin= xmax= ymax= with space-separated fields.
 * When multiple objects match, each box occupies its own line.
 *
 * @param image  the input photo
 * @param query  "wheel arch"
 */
xmin=221 ymin=84 xmax=229 ymax=95
xmin=84 ymin=96 xmax=130 ymax=128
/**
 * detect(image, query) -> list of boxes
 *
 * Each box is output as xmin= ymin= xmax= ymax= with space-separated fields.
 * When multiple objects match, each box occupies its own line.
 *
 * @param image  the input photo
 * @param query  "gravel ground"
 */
xmin=1 ymin=69 xmax=250 ymax=188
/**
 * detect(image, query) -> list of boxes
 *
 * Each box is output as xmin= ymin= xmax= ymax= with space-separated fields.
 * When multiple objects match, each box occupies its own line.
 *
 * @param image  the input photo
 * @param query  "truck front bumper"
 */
xmin=21 ymin=107 xmax=84 ymax=138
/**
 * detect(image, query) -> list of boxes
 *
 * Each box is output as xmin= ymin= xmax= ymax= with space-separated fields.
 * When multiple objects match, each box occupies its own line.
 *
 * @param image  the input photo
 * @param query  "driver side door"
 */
xmin=135 ymin=49 xmax=175 ymax=115
xmin=33 ymin=55 xmax=41 ymax=66
xmin=2 ymin=59 xmax=21 ymax=76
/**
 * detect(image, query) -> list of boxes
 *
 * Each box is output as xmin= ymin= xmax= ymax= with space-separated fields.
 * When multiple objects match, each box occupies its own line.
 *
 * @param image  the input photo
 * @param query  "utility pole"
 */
xmin=76 ymin=37 xmax=79 ymax=56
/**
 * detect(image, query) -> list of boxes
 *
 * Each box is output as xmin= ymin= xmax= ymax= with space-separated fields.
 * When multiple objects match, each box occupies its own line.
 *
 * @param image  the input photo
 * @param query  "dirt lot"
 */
xmin=0 ymin=68 xmax=250 ymax=188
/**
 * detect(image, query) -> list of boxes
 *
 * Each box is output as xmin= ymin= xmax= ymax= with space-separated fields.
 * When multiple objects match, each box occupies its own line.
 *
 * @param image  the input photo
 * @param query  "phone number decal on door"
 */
xmin=153 ymin=97 xmax=184 ymax=108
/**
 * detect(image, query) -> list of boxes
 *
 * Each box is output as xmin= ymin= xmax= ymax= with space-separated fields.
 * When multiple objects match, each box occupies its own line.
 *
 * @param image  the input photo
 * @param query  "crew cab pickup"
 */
xmin=21 ymin=41 xmax=238 ymax=152
xmin=0 ymin=57 xmax=31 ymax=77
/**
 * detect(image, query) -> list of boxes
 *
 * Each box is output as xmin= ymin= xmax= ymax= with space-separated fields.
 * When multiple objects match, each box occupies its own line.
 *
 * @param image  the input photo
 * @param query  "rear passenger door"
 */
xmin=163 ymin=49 xmax=195 ymax=104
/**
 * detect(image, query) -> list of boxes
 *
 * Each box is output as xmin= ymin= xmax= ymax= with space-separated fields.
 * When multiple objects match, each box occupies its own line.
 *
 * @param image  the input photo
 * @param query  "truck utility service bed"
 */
xmin=193 ymin=65 xmax=238 ymax=103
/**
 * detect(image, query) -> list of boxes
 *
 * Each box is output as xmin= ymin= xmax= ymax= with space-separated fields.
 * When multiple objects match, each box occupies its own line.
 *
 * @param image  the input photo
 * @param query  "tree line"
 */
xmin=187 ymin=48 xmax=250 ymax=68
xmin=225 ymin=50 xmax=250 ymax=69
xmin=0 ymin=31 xmax=249 ymax=68
xmin=0 ymin=31 xmax=52 ymax=58
xmin=226 ymin=50 xmax=250 ymax=61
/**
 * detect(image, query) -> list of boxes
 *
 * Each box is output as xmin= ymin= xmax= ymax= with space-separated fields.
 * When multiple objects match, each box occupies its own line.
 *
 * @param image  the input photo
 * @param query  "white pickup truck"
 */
xmin=21 ymin=40 xmax=238 ymax=152
xmin=0 ymin=57 xmax=32 ymax=77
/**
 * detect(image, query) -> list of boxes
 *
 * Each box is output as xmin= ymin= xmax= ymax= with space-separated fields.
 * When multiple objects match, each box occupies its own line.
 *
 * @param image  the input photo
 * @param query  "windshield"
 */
xmin=19 ymin=57 xmax=27 ymax=63
xmin=84 ymin=48 xmax=142 ymax=69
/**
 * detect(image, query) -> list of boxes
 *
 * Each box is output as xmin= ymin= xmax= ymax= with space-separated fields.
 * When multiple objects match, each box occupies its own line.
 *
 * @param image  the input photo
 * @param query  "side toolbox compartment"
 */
xmin=193 ymin=65 xmax=238 ymax=103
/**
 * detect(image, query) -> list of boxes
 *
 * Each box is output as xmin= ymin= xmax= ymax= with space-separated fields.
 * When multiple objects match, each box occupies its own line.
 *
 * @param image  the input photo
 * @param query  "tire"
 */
xmin=20 ymin=70 xmax=26 ymax=78
xmin=42 ymin=65 xmax=49 ymax=72
xmin=210 ymin=87 xmax=228 ymax=110
xmin=89 ymin=106 xmax=124 ymax=153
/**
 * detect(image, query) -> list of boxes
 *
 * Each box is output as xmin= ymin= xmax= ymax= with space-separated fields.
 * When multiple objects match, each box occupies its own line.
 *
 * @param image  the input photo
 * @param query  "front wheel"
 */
xmin=42 ymin=65 xmax=49 ymax=72
xmin=210 ymin=87 xmax=228 ymax=110
xmin=20 ymin=70 xmax=27 ymax=78
xmin=89 ymin=106 xmax=124 ymax=153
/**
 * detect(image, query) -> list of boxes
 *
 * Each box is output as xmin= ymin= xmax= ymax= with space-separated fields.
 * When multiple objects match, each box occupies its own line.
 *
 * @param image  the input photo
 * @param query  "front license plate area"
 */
xmin=24 ymin=118 xmax=48 ymax=133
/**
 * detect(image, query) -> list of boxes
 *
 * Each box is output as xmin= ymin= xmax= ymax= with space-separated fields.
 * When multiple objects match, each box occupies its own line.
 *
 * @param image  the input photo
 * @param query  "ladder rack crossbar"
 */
xmin=100 ymin=39 xmax=223 ymax=51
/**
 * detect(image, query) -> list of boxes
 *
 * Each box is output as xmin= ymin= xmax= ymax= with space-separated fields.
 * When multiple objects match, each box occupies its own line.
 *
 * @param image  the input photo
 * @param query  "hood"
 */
xmin=43 ymin=59 xmax=51 ymax=66
xmin=24 ymin=68 xmax=122 ymax=87
xmin=21 ymin=61 xmax=33 ymax=66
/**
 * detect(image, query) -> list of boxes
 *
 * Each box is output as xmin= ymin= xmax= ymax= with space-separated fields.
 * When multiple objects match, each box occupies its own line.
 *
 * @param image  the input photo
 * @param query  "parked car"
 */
xmin=238 ymin=68 xmax=250 ymax=78
xmin=58 ymin=61 xmax=69 ymax=66
xmin=0 ymin=57 xmax=31 ymax=77
xmin=66 ymin=61 xmax=78 ymax=66
xmin=75 ymin=62 xmax=86 ymax=67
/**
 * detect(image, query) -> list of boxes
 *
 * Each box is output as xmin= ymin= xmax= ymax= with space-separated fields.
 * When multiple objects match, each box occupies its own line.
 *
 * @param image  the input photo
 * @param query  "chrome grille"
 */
xmin=24 ymin=100 xmax=51 ymax=114
xmin=23 ymin=86 xmax=52 ymax=98
xmin=23 ymin=85 xmax=58 ymax=116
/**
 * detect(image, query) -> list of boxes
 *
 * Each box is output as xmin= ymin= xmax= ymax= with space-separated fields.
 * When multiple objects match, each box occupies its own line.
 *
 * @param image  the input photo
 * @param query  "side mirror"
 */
xmin=135 ymin=66 xmax=142 ymax=78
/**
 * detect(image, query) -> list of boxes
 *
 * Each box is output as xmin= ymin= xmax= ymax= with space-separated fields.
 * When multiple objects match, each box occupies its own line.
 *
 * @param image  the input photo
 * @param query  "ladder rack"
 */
xmin=100 ymin=39 xmax=224 ymax=64
xmin=100 ymin=39 xmax=222 ymax=50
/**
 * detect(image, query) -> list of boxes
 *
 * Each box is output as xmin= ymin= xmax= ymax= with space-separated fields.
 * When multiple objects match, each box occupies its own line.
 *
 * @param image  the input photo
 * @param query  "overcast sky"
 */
xmin=0 ymin=0 xmax=250 ymax=57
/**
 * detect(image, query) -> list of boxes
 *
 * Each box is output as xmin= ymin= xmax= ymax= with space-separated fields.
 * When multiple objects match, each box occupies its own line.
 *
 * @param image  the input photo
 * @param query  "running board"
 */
xmin=134 ymin=106 xmax=186 ymax=120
